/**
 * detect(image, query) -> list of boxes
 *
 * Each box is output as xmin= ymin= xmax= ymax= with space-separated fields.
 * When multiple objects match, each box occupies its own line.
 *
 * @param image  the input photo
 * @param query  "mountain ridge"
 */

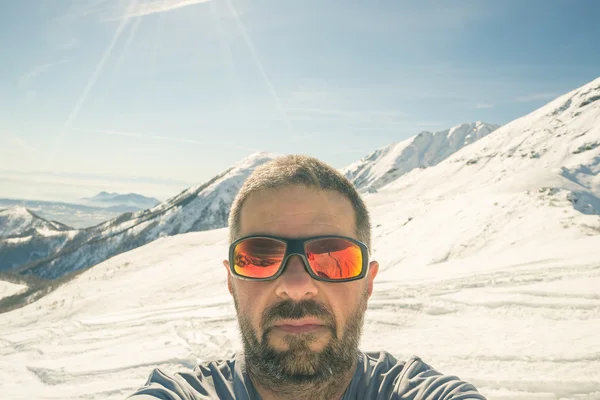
xmin=6 ymin=152 xmax=278 ymax=278
xmin=342 ymin=121 xmax=500 ymax=192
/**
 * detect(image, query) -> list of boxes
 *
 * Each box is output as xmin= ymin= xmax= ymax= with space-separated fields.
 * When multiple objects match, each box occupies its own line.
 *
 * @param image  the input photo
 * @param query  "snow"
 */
xmin=0 ymin=280 xmax=27 ymax=299
xmin=342 ymin=122 xmax=500 ymax=192
xmin=0 ymin=228 xmax=598 ymax=400
xmin=0 ymin=78 xmax=599 ymax=399
xmin=0 ymin=206 xmax=70 ymax=239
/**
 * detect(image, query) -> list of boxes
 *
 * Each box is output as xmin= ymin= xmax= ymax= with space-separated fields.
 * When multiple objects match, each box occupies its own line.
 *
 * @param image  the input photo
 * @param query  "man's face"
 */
xmin=223 ymin=185 xmax=379 ymax=383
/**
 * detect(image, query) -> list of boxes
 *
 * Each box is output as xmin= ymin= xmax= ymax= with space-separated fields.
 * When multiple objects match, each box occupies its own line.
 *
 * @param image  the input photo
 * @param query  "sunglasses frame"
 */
xmin=228 ymin=234 xmax=370 ymax=283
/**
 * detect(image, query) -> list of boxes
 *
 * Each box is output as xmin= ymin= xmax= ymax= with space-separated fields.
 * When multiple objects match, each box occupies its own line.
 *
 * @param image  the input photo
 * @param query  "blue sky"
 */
xmin=1 ymin=0 xmax=599 ymax=201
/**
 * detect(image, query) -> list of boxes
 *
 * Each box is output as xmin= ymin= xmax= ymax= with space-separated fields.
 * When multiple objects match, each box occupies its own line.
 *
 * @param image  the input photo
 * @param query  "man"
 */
xmin=128 ymin=155 xmax=486 ymax=400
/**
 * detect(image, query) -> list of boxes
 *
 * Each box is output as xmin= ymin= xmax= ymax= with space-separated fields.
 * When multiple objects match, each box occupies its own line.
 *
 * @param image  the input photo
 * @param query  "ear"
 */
xmin=366 ymin=260 xmax=379 ymax=298
xmin=223 ymin=259 xmax=234 ymax=295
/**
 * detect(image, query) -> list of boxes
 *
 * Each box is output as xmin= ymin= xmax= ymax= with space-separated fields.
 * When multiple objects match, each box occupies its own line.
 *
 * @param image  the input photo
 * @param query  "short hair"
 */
xmin=228 ymin=154 xmax=372 ymax=251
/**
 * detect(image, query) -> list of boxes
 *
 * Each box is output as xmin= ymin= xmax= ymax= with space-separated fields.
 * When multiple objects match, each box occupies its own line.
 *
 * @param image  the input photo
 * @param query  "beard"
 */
xmin=232 ymin=288 xmax=368 ymax=399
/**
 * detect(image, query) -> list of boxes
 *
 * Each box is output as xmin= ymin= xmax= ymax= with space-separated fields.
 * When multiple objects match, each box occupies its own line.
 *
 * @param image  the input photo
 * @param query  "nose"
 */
xmin=274 ymin=254 xmax=319 ymax=301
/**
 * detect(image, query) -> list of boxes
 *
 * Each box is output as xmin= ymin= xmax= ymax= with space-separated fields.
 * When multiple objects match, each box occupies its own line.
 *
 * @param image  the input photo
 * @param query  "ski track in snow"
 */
xmin=365 ymin=262 xmax=600 ymax=400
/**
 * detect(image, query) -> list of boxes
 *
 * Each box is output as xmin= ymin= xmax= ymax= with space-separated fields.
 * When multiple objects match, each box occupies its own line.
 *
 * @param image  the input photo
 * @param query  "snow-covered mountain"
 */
xmin=82 ymin=192 xmax=160 ymax=210
xmin=0 ymin=206 xmax=72 ymax=239
xmin=367 ymin=77 xmax=600 ymax=271
xmin=1 ymin=77 xmax=599 ymax=400
xmin=342 ymin=122 xmax=500 ymax=192
xmin=0 ymin=207 xmax=77 ymax=272
xmin=0 ymin=152 xmax=277 ymax=278
xmin=0 ymin=198 xmax=146 ymax=228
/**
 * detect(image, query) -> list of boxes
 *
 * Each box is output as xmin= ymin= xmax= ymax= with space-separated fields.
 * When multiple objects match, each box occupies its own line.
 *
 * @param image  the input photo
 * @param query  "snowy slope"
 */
xmin=0 ymin=206 xmax=72 ymax=239
xmin=0 ymin=152 xmax=276 ymax=278
xmin=0 ymin=227 xmax=598 ymax=399
xmin=0 ymin=280 xmax=27 ymax=299
xmin=342 ymin=122 xmax=500 ymax=192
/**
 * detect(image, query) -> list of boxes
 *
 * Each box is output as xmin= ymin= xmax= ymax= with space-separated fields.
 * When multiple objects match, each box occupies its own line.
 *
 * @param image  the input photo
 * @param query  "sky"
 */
xmin=1 ymin=0 xmax=599 ymax=202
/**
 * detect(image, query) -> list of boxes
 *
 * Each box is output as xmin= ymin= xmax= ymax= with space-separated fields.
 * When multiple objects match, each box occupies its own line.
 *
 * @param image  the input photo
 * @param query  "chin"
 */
xmin=269 ymin=331 xmax=331 ymax=353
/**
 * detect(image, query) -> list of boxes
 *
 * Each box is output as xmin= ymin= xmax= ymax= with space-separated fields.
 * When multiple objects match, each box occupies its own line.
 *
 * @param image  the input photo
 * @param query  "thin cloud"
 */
xmin=288 ymin=133 xmax=323 ymax=143
xmin=331 ymin=148 xmax=370 ymax=155
xmin=128 ymin=147 xmax=161 ymax=154
xmin=288 ymin=107 xmax=406 ymax=118
xmin=475 ymin=103 xmax=494 ymax=109
xmin=287 ymin=107 xmax=408 ymax=124
xmin=346 ymin=126 xmax=403 ymax=132
xmin=515 ymin=93 xmax=559 ymax=103
xmin=0 ymin=170 xmax=192 ymax=187
xmin=288 ymin=90 xmax=347 ymax=106
xmin=56 ymin=37 xmax=80 ymax=50
xmin=89 ymin=129 xmax=143 ymax=138
xmin=73 ymin=128 xmax=201 ymax=145
xmin=234 ymin=145 xmax=263 ymax=153
xmin=18 ymin=64 xmax=53 ymax=88
xmin=8 ymin=135 xmax=37 ymax=153
xmin=60 ymin=0 xmax=210 ymax=21
xmin=0 ymin=170 xmax=192 ymax=201
xmin=18 ymin=61 xmax=66 ymax=89
xmin=121 ymin=0 xmax=212 ymax=19
xmin=151 ymin=135 xmax=202 ymax=145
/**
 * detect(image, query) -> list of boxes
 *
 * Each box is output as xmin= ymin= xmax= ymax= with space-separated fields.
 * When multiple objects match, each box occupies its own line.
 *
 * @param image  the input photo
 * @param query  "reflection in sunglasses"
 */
xmin=233 ymin=237 xmax=363 ymax=280
xmin=235 ymin=252 xmax=282 ymax=268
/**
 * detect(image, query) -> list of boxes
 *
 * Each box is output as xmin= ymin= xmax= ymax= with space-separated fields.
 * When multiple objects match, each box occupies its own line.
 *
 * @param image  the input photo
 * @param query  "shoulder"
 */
xmin=352 ymin=351 xmax=486 ymax=400
xmin=126 ymin=357 xmax=240 ymax=400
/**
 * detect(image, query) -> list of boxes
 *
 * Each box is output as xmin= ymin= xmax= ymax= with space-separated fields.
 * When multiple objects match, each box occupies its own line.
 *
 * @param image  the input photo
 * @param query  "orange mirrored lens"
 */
xmin=233 ymin=238 xmax=286 ymax=278
xmin=305 ymin=238 xmax=363 ymax=280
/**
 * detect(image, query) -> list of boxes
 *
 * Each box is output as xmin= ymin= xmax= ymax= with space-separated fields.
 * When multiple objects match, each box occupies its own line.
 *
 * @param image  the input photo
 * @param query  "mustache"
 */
xmin=262 ymin=300 xmax=336 ymax=330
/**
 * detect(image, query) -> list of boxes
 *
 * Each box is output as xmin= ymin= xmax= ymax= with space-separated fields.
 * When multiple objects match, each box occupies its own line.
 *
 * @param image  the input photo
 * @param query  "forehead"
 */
xmin=239 ymin=185 xmax=356 ymax=239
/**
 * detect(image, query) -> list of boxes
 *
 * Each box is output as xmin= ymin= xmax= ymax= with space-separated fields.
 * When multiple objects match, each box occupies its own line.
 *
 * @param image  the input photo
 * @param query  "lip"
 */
xmin=271 ymin=318 xmax=325 ymax=334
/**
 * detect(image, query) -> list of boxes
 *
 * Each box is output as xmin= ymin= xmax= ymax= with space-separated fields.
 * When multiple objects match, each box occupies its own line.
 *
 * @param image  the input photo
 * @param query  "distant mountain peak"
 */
xmin=236 ymin=151 xmax=280 ymax=166
xmin=0 ymin=205 xmax=72 ymax=240
xmin=3 ymin=205 xmax=31 ymax=216
xmin=82 ymin=192 xmax=161 ymax=211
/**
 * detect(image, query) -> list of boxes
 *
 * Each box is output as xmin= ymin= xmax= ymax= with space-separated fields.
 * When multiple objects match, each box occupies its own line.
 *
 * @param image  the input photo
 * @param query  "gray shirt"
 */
xmin=127 ymin=351 xmax=486 ymax=400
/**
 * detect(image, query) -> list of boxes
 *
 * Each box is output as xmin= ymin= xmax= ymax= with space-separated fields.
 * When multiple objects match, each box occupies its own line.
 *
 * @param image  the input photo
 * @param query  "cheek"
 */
xmin=233 ymin=281 xmax=273 ymax=331
xmin=325 ymin=282 xmax=366 ymax=329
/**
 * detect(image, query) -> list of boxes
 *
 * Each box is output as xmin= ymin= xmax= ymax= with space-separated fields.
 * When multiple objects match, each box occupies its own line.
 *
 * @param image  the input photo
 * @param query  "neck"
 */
xmin=249 ymin=358 xmax=357 ymax=400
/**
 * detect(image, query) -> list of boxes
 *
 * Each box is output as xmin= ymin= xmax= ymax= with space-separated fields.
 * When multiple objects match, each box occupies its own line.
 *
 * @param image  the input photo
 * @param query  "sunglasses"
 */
xmin=228 ymin=235 xmax=370 ymax=282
